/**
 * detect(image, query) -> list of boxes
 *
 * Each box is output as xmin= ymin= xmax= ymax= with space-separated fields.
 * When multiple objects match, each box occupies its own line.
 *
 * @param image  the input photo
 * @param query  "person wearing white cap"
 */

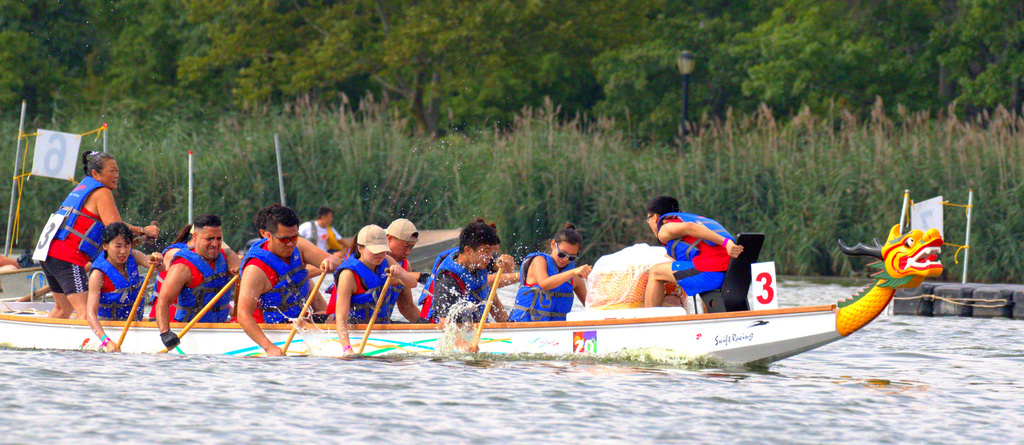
xmin=386 ymin=218 xmax=428 ymax=323
xmin=330 ymin=224 xmax=419 ymax=354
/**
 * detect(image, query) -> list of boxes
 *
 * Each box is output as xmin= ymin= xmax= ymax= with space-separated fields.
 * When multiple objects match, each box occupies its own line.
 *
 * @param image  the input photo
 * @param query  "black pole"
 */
xmin=680 ymin=73 xmax=690 ymax=137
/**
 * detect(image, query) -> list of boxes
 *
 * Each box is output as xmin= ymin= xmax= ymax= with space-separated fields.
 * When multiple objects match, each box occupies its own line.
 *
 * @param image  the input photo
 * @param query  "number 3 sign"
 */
xmin=31 ymin=130 xmax=81 ymax=181
xmin=747 ymin=261 xmax=779 ymax=310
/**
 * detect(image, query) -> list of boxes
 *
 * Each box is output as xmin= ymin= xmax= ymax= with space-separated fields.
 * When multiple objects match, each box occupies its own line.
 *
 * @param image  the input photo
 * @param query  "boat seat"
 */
xmin=697 ymin=233 xmax=764 ymax=313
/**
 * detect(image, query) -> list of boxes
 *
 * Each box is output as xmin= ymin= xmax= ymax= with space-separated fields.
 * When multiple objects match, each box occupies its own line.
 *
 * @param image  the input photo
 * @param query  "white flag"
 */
xmin=911 ymin=196 xmax=944 ymax=236
xmin=32 ymin=130 xmax=81 ymax=181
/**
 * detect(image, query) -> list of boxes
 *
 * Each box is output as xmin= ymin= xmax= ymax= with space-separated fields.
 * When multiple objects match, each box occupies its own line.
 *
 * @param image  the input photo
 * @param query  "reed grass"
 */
xmin=2 ymin=98 xmax=1022 ymax=283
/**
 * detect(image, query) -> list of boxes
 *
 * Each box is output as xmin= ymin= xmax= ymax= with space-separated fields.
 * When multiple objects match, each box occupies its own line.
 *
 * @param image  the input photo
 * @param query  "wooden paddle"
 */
xmin=157 ymin=274 xmax=240 ymax=353
xmin=356 ymin=274 xmax=395 ymax=355
xmin=281 ymin=270 xmax=329 ymax=354
xmin=471 ymin=265 xmax=505 ymax=352
xmin=115 ymin=262 xmax=157 ymax=349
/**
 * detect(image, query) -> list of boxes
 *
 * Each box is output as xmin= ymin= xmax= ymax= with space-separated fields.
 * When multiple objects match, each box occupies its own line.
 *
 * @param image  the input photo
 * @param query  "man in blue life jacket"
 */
xmin=432 ymin=220 xmax=517 ymax=352
xmin=156 ymin=214 xmax=241 ymax=348
xmin=643 ymin=195 xmax=744 ymax=308
xmin=235 ymin=204 xmax=341 ymax=357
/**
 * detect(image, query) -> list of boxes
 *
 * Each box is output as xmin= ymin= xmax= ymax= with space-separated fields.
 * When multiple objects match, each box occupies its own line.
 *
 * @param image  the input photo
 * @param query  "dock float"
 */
xmin=893 ymin=283 xmax=1024 ymax=319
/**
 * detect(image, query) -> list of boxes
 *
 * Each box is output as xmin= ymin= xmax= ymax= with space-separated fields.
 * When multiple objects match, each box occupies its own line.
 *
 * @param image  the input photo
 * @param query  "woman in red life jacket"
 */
xmin=84 ymin=223 xmax=163 ymax=352
xmin=643 ymin=195 xmax=744 ymax=308
xmin=40 ymin=151 xmax=160 ymax=319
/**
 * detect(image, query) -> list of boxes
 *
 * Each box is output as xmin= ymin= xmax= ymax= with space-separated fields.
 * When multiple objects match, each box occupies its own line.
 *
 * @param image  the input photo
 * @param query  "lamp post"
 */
xmin=677 ymin=50 xmax=696 ymax=137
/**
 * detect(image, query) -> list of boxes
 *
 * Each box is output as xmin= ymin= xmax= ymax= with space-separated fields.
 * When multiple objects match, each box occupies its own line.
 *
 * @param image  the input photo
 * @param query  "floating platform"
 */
xmin=893 ymin=282 xmax=1024 ymax=319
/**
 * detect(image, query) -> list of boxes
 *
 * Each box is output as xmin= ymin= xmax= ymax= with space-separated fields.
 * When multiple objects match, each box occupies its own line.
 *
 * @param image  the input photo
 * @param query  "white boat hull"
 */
xmin=0 ymin=305 xmax=843 ymax=364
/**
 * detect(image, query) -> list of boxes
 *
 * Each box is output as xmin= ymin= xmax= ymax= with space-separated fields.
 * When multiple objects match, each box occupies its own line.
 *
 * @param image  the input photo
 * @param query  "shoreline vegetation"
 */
xmin=2 ymin=99 xmax=1022 ymax=283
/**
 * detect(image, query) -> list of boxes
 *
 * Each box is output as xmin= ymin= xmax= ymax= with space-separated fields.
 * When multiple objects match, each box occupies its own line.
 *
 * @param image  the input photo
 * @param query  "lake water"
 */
xmin=1 ymin=279 xmax=1021 ymax=444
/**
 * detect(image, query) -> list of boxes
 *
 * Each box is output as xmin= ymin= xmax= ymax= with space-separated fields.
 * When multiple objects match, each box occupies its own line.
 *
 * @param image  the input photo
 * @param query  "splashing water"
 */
xmin=294 ymin=318 xmax=346 ymax=357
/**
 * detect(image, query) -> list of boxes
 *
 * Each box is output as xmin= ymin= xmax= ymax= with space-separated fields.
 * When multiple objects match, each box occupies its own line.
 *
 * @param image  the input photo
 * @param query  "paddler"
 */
xmin=385 ymin=218 xmax=430 ymax=322
xmin=418 ymin=219 xmax=519 ymax=323
xmin=643 ymin=195 xmax=743 ymax=308
xmin=155 ymin=214 xmax=241 ymax=351
xmin=235 ymin=204 xmax=340 ymax=357
xmin=431 ymin=220 xmax=516 ymax=333
xmin=509 ymin=223 xmax=591 ymax=322
xmin=330 ymin=224 xmax=420 ymax=354
xmin=39 ymin=151 xmax=160 ymax=319
xmin=84 ymin=223 xmax=164 ymax=352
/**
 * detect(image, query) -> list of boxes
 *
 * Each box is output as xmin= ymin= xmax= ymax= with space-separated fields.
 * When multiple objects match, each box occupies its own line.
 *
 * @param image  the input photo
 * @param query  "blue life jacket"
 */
xmin=241 ymin=239 xmax=309 ymax=324
xmin=417 ymin=247 xmax=458 ymax=306
xmin=657 ymin=212 xmax=735 ymax=261
xmin=153 ymin=242 xmax=189 ymax=303
xmin=172 ymin=248 xmax=233 ymax=323
xmin=52 ymin=177 xmax=106 ymax=260
xmin=334 ymin=256 xmax=401 ymax=324
xmin=509 ymin=252 xmax=576 ymax=322
xmin=433 ymin=253 xmax=490 ymax=322
xmin=93 ymin=253 xmax=143 ymax=321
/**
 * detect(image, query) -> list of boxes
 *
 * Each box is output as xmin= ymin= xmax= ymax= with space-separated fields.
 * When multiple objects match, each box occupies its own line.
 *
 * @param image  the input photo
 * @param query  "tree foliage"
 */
xmin=3 ymin=0 xmax=1024 ymax=139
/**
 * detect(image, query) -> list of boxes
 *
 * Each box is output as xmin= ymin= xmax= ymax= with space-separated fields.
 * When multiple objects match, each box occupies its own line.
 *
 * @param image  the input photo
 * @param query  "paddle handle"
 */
xmin=282 ymin=270 xmax=329 ymax=354
xmin=472 ymin=266 xmax=504 ymax=350
xmin=158 ymin=274 xmax=240 ymax=353
xmin=357 ymin=274 xmax=394 ymax=355
xmin=116 ymin=263 xmax=157 ymax=349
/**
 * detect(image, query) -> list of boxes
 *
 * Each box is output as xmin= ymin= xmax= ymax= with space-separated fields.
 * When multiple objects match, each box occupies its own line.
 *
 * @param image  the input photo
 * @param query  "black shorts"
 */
xmin=41 ymin=257 xmax=89 ymax=295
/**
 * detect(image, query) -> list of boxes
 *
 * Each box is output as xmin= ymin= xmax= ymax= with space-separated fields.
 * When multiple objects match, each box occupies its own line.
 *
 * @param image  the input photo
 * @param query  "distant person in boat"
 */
xmin=432 ymin=220 xmax=517 ymax=350
xmin=299 ymin=206 xmax=350 ymax=258
xmin=509 ymin=223 xmax=591 ymax=322
xmin=330 ymin=224 xmax=421 ymax=354
xmin=234 ymin=204 xmax=341 ymax=357
xmin=643 ymin=195 xmax=743 ymax=308
xmin=155 ymin=214 xmax=241 ymax=351
xmin=85 ymin=223 xmax=164 ymax=353
xmin=418 ymin=219 xmax=519 ymax=323
xmin=40 ymin=151 xmax=160 ymax=319
xmin=386 ymin=218 xmax=429 ymax=322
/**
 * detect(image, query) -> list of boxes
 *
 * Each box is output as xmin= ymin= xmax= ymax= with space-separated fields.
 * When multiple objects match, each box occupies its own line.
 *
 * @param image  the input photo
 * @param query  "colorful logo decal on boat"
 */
xmin=572 ymin=330 xmax=597 ymax=353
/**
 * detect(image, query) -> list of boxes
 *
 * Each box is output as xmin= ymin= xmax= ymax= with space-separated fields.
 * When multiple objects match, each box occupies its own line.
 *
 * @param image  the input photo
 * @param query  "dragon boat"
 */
xmin=0 ymin=225 xmax=943 ymax=364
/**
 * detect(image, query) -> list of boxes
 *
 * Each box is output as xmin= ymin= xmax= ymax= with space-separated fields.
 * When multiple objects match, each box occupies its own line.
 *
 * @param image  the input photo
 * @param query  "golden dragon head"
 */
xmin=839 ymin=224 xmax=944 ymax=288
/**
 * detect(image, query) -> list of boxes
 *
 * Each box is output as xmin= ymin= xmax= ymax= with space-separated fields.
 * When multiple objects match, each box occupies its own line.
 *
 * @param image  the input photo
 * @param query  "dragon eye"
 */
xmin=904 ymin=238 xmax=915 ymax=248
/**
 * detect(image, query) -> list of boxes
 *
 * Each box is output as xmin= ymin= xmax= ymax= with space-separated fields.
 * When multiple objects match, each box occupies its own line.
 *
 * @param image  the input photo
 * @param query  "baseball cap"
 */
xmin=357 ymin=225 xmax=390 ymax=254
xmin=386 ymin=218 xmax=419 ymax=243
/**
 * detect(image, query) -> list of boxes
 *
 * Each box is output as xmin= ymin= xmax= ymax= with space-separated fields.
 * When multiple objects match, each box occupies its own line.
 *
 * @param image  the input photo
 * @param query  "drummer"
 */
xmin=39 ymin=151 xmax=159 ymax=319
xmin=235 ymin=204 xmax=340 ymax=357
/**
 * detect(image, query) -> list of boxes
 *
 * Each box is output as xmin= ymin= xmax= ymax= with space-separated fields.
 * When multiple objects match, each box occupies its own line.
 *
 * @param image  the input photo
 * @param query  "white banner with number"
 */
xmin=747 ymin=261 xmax=779 ymax=310
xmin=911 ymin=196 xmax=943 ymax=236
xmin=32 ymin=130 xmax=81 ymax=180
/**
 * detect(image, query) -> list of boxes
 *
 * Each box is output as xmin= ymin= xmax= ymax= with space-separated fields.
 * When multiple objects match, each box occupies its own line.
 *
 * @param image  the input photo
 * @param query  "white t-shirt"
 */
xmin=299 ymin=221 xmax=338 ymax=251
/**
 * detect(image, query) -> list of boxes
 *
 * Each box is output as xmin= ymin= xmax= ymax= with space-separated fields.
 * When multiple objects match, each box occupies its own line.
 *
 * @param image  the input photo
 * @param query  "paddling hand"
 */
xmin=724 ymin=239 xmax=744 ymax=258
xmin=143 ymin=224 xmax=160 ymax=239
xmin=160 ymin=330 xmax=180 ymax=349
xmin=320 ymin=256 xmax=340 ymax=273
xmin=265 ymin=345 xmax=284 ymax=357
xmin=104 ymin=341 xmax=120 ymax=353
xmin=386 ymin=264 xmax=404 ymax=277
xmin=496 ymin=254 xmax=515 ymax=273
xmin=229 ymin=266 xmax=239 ymax=276
xmin=573 ymin=265 xmax=592 ymax=279
xmin=467 ymin=344 xmax=479 ymax=353
xmin=150 ymin=252 xmax=165 ymax=271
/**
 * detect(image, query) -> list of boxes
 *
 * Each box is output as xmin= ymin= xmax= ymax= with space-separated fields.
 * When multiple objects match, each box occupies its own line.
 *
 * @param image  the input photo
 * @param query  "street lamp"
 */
xmin=677 ymin=50 xmax=696 ymax=137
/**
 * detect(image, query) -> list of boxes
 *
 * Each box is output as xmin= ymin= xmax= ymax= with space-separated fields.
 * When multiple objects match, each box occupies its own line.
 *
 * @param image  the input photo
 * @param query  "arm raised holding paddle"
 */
xmin=333 ymin=225 xmax=406 ymax=355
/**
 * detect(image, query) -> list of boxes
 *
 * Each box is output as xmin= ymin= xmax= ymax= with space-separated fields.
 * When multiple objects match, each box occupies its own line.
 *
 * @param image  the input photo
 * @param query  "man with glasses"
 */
xmin=643 ymin=195 xmax=743 ymax=309
xmin=236 ymin=204 xmax=341 ymax=356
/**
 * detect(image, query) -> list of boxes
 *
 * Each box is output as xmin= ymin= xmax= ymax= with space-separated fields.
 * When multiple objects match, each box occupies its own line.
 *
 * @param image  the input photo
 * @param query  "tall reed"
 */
xmin=2 ymin=98 xmax=1021 ymax=282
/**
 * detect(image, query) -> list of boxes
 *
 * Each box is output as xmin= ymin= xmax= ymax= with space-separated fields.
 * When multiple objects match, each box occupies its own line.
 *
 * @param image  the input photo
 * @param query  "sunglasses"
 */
xmin=554 ymin=244 xmax=578 ymax=262
xmin=271 ymin=233 xmax=300 ymax=244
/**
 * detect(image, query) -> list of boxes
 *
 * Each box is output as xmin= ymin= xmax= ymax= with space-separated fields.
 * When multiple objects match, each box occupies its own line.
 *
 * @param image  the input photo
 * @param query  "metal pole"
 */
xmin=897 ymin=189 xmax=910 ymax=233
xmin=680 ymin=74 xmax=690 ymax=137
xmin=102 ymin=123 xmax=107 ymax=152
xmin=5 ymin=101 xmax=28 ymax=256
xmin=962 ymin=189 xmax=973 ymax=284
xmin=274 ymin=134 xmax=286 ymax=205
xmin=188 ymin=151 xmax=193 ymax=223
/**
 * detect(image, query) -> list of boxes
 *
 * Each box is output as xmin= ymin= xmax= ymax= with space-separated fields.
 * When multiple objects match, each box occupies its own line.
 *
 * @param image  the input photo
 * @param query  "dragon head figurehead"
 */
xmin=834 ymin=225 xmax=943 ymax=336
xmin=839 ymin=224 xmax=944 ymax=288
